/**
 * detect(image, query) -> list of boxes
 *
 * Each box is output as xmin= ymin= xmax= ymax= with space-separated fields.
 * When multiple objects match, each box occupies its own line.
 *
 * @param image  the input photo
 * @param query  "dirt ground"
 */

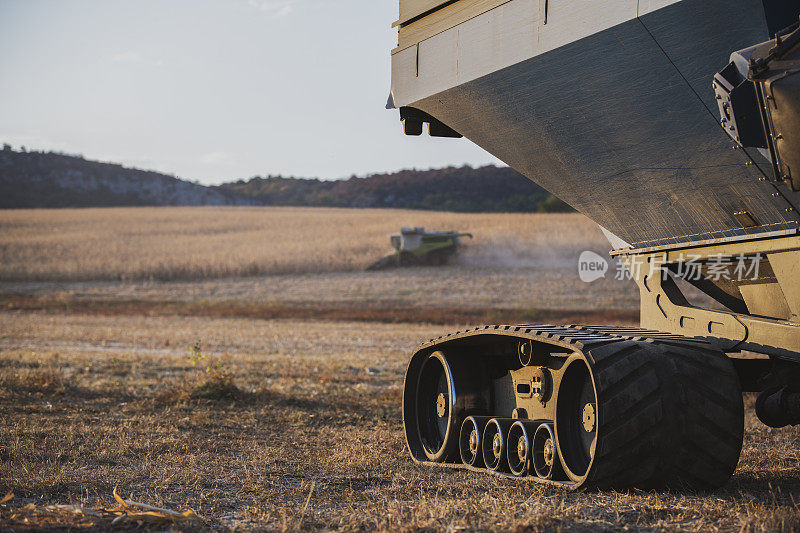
xmin=0 ymin=264 xmax=640 ymax=330
xmin=2 ymin=311 xmax=800 ymax=531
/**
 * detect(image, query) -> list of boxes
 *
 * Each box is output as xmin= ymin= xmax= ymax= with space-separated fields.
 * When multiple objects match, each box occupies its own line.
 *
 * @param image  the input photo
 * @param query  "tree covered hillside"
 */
xmin=0 ymin=145 xmax=572 ymax=212
xmin=217 ymin=165 xmax=572 ymax=213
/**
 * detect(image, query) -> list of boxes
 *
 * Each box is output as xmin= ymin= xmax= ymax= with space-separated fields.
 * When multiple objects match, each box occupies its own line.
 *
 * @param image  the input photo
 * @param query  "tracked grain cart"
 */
xmin=389 ymin=0 xmax=800 ymax=489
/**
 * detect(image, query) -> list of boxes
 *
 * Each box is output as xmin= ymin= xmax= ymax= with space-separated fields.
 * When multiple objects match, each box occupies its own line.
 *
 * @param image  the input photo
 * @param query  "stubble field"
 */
xmin=2 ymin=312 xmax=800 ymax=531
xmin=1 ymin=207 xmax=798 ymax=531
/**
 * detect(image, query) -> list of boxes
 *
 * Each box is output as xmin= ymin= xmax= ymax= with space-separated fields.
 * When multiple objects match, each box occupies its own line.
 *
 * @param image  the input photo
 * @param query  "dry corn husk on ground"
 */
xmin=0 ymin=489 xmax=204 ymax=530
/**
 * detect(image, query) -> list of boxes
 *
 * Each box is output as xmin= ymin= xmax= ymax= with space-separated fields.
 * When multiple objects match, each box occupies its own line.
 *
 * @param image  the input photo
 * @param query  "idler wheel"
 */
xmin=410 ymin=351 xmax=487 ymax=463
xmin=415 ymin=352 xmax=455 ymax=461
xmin=555 ymin=357 xmax=596 ymax=482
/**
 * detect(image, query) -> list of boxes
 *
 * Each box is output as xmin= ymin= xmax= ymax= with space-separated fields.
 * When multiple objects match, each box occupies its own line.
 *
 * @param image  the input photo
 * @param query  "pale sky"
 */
xmin=0 ymin=0 xmax=501 ymax=185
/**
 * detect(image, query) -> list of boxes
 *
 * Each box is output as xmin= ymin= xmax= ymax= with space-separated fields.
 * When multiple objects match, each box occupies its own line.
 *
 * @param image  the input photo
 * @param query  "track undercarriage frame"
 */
xmin=619 ymin=235 xmax=800 ymax=359
xmin=403 ymin=235 xmax=800 ymax=490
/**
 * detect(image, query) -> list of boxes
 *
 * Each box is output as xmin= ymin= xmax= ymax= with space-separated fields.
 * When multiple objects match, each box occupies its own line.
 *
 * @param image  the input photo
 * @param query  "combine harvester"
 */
xmin=389 ymin=0 xmax=800 ymax=488
xmin=367 ymin=227 xmax=473 ymax=269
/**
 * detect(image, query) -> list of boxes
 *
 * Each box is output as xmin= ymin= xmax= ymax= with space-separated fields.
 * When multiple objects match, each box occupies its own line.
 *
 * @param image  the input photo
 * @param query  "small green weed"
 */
xmin=188 ymin=340 xmax=240 ymax=400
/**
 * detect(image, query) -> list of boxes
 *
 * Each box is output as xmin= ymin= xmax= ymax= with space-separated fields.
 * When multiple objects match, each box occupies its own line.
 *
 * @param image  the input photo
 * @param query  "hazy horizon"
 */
xmin=0 ymin=0 xmax=503 ymax=185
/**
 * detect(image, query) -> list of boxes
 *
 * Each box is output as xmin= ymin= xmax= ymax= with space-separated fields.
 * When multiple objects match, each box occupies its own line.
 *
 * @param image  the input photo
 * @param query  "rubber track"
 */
xmin=410 ymin=324 xmax=744 ymax=490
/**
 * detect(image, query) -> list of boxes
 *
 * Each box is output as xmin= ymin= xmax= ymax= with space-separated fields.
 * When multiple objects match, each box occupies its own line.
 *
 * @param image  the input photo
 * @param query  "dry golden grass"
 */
xmin=0 ymin=207 xmax=608 ymax=281
xmin=0 ymin=206 xmax=762 ymax=530
xmin=2 ymin=311 xmax=799 ymax=531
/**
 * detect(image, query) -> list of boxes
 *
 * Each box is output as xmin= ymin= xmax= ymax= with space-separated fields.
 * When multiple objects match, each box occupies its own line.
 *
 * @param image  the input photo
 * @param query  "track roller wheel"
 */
xmin=554 ymin=340 xmax=744 ymax=489
xmin=460 ymin=416 xmax=492 ymax=467
xmin=507 ymin=420 xmax=538 ymax=476
xmin=531 ymin=423 xmax=562 ymax=480
xmin=482 ymin=418 xmax=513 ymax=472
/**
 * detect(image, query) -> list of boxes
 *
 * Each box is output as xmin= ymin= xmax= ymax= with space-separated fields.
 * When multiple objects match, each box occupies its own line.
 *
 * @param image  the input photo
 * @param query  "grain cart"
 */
xmin=389 ymin=0 xmax=800 ymax=489
xmin=367 ymin=227 xmax=473 ymax=270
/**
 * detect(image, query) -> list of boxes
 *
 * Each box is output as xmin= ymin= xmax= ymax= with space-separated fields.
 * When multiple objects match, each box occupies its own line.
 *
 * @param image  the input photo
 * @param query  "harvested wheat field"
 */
xmin=0 ymin=206 xmax=643 ymax=325
xmin=1 ymin=312 xmax=799 ymax=531
xmin=0 ymin=207 xmax=609 ymax=281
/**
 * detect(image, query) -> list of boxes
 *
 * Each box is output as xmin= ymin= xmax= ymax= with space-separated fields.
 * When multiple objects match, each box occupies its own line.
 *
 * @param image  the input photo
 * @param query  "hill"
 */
xmin=0 ymin=145 xmax=570 ymax=212
xmin=217 ymin=166 xmax=571 ymax=213
xmin=0 ymin=145 xmax=253 ymax=208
